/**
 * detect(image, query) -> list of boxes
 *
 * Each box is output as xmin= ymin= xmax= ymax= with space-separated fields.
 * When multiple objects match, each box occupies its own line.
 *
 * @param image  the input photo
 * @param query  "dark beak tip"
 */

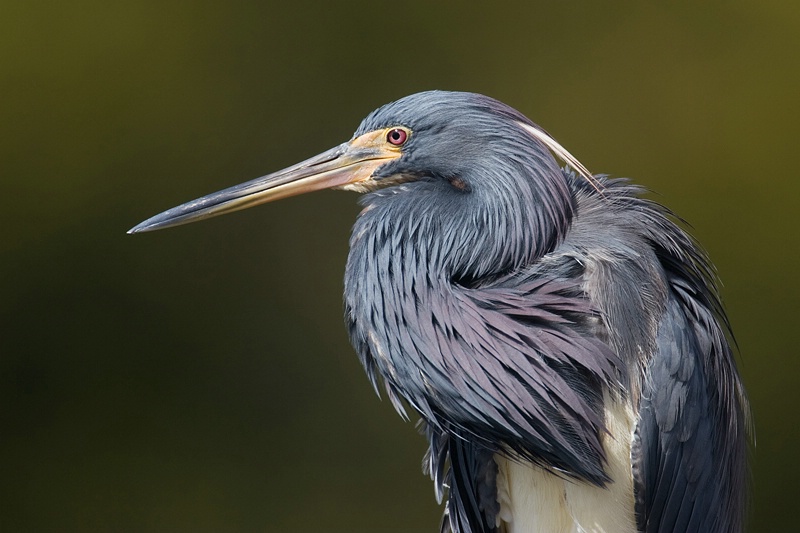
xmin=127 ymin=217 xmax=163 ymax=234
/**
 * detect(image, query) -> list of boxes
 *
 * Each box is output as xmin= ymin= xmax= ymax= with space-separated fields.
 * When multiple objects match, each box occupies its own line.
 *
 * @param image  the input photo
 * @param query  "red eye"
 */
xmin=387 ymin=128 xmax=408 ymax=146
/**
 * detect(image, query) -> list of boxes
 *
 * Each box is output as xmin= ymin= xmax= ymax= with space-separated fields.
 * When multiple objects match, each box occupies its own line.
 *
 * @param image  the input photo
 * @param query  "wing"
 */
xmin=411 ymin=275 xmax=623 ymax=533
xmin=433 ymin=276 xmax=621 ymax=483
xmin=632 ymin=280 xmax=749 ymax=533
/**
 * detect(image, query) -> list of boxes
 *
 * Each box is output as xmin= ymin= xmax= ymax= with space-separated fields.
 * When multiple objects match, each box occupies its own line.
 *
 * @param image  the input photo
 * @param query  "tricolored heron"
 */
xmin=130 ymin=91 xmax=749 ymax=533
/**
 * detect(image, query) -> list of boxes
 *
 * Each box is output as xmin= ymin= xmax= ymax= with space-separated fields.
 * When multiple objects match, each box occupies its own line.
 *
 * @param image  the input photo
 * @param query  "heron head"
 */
xmin=129 ymin=91 xmax=592 ymax=268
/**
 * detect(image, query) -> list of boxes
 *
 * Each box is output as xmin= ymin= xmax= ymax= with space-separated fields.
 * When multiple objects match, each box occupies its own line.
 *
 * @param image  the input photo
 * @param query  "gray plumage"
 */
xmin=343 ymin=92 xmax=748 ymax=532
xmin=129 ymin=90 xmax=750 ymax=533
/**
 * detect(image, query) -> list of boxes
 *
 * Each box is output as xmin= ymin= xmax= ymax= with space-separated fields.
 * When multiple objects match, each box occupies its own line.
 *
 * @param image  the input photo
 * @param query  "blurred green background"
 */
xmin=2 ymin=1 xmax=798 ymax=531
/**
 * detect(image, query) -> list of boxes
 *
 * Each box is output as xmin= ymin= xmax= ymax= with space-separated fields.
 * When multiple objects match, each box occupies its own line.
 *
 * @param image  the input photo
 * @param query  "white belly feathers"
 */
xmin=494 ymin=393 xmax=637 ymax=533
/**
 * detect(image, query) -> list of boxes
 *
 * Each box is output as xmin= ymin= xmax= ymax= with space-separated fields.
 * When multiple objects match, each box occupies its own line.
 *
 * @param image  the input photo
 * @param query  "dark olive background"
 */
xmin=2 ymin=2 xmax=798 ymax=531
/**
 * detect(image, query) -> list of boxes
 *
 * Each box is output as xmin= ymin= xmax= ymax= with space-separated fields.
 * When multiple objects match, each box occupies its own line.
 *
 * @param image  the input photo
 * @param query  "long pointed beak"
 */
xmin=128 ymin=131 xmax=401 ymax=234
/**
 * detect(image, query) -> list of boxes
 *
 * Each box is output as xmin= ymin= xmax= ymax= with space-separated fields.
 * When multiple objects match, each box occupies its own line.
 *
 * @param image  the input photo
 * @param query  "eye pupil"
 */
xmin=387 ymin=128 xmax=407 ymax=146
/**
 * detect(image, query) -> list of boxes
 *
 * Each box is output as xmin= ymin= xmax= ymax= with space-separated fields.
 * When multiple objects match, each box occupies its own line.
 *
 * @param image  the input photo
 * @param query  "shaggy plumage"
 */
xmin=130 ymin=90 xmax=750 ymax=533
xmin=342 ymin=92 xmax=748 ymax=533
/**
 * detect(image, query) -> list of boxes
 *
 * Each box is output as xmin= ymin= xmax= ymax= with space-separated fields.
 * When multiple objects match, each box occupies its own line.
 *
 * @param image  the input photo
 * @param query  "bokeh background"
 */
xmin=2 ymin=1 xmax=798 ymax=531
